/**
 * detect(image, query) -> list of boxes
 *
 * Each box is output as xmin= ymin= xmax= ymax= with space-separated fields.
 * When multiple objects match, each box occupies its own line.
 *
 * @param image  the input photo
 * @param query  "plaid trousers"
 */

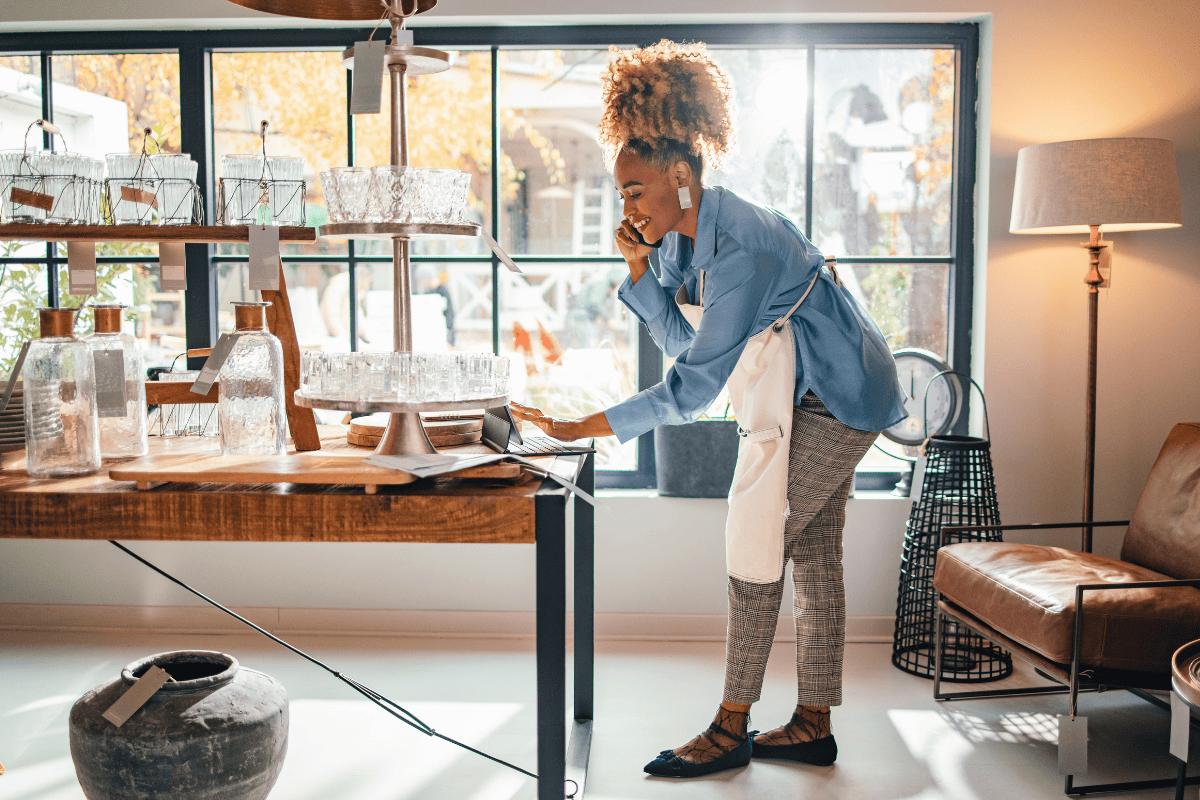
xmin=722 ymin=392 xmax=876 ymax=707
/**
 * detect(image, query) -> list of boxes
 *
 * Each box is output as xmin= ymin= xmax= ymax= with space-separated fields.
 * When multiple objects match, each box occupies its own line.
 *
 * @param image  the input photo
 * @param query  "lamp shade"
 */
xmin=225 ymin=0 xmax=435 ymax=21
xmin=1010 ymin=137 xmax=1183 ymax=234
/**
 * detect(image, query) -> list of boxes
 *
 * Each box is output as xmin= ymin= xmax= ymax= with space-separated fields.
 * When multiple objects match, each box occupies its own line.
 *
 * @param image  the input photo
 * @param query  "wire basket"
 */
xmin=103 ymin=175 xmax=204 ymax=226
xmin=216 ymin=177 xmax=306 ymax=226
xmin=147 ymin=371 xmax=219 ymax=437
xmin=891 ymin=373 xmax=1014 ymax=682
xmin=0 ymin=120 xmax=105 ymax=224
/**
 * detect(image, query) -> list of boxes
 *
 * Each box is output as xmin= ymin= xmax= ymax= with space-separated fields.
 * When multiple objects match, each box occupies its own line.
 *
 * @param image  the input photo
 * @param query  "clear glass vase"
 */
xmin=23 ymin=308 xmax=101 ymax=477
xmin=218 ymin=302 xmax=286 ymax=456
xmin=83 ymin=305 xmax=148 ymax=458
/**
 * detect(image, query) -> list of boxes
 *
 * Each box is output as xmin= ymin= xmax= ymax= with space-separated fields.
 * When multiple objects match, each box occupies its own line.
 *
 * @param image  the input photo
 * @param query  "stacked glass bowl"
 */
xmin=320 ymin=166 xmax=471 ymax=225
xmin=299 ymin=351 xmax=510 ymax=404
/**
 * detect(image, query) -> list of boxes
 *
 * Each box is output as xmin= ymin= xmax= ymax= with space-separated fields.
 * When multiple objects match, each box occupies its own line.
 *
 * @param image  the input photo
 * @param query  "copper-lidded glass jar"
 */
xmin=23 ymin=307 xmax=101 ymax=477
xmin=83 ymin=304 xmax=148 ymax=458
xmin=218 ymin=301 xmax=286 ymax=456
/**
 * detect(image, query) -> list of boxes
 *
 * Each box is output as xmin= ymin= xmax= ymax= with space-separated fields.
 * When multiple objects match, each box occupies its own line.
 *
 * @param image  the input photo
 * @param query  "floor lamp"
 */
xmin=1010 ymin=137 xmax=1183 ymax=551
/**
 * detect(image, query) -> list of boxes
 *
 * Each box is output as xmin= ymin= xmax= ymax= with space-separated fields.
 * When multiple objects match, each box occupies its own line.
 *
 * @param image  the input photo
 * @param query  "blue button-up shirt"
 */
xmin=603 ymin=186 xmax=908 ymax=444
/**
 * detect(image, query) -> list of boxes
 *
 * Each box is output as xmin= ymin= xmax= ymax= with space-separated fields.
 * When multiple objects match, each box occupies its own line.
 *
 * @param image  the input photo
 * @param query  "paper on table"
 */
xmin=365 ymin=452 xmax=600 ymax=508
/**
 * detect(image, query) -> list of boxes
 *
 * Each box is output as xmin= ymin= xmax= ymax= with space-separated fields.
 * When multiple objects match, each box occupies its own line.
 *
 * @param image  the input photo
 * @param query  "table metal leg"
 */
xmin=536 ymin=490 xmax=567 ymax=800
xmin=566 ymin=454 xmax=595 ymax=798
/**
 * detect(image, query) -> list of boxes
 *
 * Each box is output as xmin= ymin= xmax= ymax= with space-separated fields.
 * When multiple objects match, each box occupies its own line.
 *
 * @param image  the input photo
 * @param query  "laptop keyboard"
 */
xmin=508 ymin=436 xmax=584 ymax=455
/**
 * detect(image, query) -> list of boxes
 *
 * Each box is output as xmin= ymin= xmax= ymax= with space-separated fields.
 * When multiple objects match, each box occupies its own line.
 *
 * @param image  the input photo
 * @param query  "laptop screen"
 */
xmin=481 ymin=407 xmax=515 ymax=452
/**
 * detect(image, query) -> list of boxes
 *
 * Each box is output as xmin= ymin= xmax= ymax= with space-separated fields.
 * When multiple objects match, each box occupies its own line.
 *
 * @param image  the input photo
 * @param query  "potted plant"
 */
xmin=654 ymin=401 xmax=739 ymax=498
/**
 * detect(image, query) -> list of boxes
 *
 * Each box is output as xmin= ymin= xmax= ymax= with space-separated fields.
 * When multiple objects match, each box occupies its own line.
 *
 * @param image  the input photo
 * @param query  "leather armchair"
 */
xmin=931 ymin=422 xmax=1200 ymax=796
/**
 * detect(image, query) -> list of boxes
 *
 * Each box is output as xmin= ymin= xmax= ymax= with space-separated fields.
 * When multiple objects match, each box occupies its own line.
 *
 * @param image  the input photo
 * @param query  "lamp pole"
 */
xmin=1081 ymin=224 xmax=1106 ymax=552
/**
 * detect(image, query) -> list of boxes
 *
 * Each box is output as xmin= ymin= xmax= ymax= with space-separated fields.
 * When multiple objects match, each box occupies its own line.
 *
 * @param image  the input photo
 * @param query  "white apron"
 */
xmin=674 ymin=266 xmax=822 ymax=583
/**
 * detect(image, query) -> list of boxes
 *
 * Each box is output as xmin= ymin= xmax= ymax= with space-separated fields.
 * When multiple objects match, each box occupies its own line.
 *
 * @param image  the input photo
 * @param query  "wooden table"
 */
xmin=0 ymin=435 xmax=596 ymax=800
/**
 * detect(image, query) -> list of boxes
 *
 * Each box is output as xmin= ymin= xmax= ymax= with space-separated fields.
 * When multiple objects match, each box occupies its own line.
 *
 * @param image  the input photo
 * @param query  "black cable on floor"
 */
xmin=109 ymin=540 xmax=538 ymax=782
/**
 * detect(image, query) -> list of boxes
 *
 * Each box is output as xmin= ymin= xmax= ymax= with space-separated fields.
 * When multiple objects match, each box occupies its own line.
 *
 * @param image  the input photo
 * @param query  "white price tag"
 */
xmin=93 ymin=349 xmax=128 ymax=418
xmin=67 ymin=241 xmax=98 ymax=295
xmin=159 ymin=242 xmax=187 ymax=291
xmin=1057 ymin=715 xmax=1088 ymax=775
xmin=350 ymin=40 xmax=386 ymax=115
xmin=1170 ymin=691 xmax=1191 ymax=761
xmin=102 ymin=665 xmax=172 ymax=727
xmin=480 ymin=229 xmax=522 ymax=273
xmin=248 ymin=225 xmax=281 ymax=291
xmin=190 ymin=333 xmax=239 ymax=396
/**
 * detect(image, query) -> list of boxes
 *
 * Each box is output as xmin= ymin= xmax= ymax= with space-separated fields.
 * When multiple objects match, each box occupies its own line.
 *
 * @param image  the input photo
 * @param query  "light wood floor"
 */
xmin=0 ymin=629 xmax=1193 ymax=799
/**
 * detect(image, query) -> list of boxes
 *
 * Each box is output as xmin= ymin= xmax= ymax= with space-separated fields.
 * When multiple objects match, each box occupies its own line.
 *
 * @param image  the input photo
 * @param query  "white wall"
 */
xmin=2 ymin=0 xmax=1198 ymax=628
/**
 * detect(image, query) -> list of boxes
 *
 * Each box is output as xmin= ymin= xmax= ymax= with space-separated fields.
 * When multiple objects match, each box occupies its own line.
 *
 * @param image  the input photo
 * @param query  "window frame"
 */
xmin=0 ymin=23 xmax=978 ymax=491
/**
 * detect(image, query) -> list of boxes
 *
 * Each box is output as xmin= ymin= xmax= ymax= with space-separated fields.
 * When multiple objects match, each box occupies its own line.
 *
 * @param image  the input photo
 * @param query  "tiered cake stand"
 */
xmin=293 ymin=21 xmax=506 ymax=455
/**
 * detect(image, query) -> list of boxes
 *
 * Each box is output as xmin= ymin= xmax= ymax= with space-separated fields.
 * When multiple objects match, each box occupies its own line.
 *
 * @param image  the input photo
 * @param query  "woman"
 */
xmin=510 ymin=39 xmax=907 ymax=779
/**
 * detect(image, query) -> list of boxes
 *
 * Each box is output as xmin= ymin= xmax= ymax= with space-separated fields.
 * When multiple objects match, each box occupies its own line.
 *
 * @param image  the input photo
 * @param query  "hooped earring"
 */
xmin=677 ymin=185 xmax=693 ymax=210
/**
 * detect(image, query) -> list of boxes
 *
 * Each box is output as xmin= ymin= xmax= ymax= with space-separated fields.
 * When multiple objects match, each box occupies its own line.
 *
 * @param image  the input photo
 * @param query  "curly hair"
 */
xmin=598 ymin=39 xmax=736 ymax=176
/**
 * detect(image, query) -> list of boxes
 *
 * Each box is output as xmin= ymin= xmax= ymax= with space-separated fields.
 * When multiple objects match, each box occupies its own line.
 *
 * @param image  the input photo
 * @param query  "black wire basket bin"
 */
xmin=891 ymin=372 xmax=1013 ymax=682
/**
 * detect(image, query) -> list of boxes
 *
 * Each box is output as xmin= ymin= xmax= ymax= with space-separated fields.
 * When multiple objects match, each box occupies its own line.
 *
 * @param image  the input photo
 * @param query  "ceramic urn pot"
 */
xmin=68 ymin=650 xmax=288 ymax=800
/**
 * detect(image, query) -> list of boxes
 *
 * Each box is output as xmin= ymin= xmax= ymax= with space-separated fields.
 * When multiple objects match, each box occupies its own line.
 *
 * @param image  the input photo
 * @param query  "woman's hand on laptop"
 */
xmin=509 ymin=402 xmax=613 ymax=441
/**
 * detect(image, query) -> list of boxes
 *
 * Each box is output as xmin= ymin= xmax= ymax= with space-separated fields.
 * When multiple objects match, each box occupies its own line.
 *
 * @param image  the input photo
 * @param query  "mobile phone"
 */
xmin=633 ymin=225 xmax=663 ymax=249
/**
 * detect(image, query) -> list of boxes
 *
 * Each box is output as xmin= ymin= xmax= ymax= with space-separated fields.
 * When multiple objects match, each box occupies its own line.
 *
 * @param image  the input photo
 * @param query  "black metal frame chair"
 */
xmin=932 ymin=520 xmax=1200 ymax=797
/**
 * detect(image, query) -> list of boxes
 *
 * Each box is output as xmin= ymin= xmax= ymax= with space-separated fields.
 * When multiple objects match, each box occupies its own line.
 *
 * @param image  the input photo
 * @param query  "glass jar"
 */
xmin=23 ymin=307 xmax=101 ymax=477
xmin=218 ymin=302 xmax=285 ymax=456
xmin=83 ymin=304 xmax=148 ymax=458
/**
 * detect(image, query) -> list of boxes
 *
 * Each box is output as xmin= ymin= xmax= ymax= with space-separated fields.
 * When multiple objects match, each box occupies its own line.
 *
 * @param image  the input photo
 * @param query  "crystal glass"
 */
xmin=221 ymin=154 xmax=266 ymax=224
xmin=23 ymin=324 xmax=101 ymax=477
xmin=83 ymin=314 xmax=148 ymax=458
xmin=394 ymin=352 xmax=413 ymax=402
xmin=2 ymin=149 xmax=49 ymax=223
xmin=319 ymin=171 xmax=343 ymax=224
xmin=218 ymin=304 xmax=286 ymax=456
xmin=106 ymin=153 xmax=156 ymax=224
xmin=299 ymin=351 xmax=321 ymax=396
xmin=372 ymin=165 xmax=411 ymax=223
xmin=42 ymin=152 xmax=77 ymax=224
xmin=333 ymin=167 xmax=374 ymax=222
xmin=448 ymin=172 xmax=471 ymax=223
xmin=149 ymin=153 xmax=198 ymax=225
xmin=266 ymin=156 xmax=304 ymax=225
xmin=423 ymin=169 xmax=459 ymax=223
xmin=493 ymin=355 xmax=510 ymax=395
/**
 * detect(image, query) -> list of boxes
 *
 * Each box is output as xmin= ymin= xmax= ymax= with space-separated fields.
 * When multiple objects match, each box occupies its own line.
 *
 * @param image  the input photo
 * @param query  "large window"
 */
xmin=0 ymin=24 xmax=977 ymax=489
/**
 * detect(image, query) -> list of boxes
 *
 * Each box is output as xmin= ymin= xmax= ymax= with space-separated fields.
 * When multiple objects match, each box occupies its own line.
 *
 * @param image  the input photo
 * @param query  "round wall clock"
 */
xmin=883 ymin=348 xmax=963 ymax=446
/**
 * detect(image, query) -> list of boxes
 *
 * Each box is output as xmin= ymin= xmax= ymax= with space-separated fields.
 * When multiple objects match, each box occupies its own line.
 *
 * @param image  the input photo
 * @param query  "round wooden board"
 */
xmin=346 ymin=429 xmax=480 ymax=448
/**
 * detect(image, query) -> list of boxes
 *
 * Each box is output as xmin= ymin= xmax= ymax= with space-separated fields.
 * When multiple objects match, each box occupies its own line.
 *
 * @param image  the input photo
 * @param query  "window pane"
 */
xmin=216 ymin=261 xmax=351 ymax=351
xmin=498 ymin=49 xmax=619 ymax=257
xmin=355 ymin=50 xmax=490 ymax=257
xmin=847 ymin=262 xmax=949 ymax=358
xmin=212 ymin=51 xmax=348 ymax=256
xmin=359 ymin=260 xmax=491 ymax=354
xmin=0 ymin=55 xmax=42 ymax=151
xmin=813 ymin=49 xmax=955 ymax=257
xmin=704 ymin=50 xmax=809 ymax=232
xmin=501 ymin=260 xmax=639 ymax=471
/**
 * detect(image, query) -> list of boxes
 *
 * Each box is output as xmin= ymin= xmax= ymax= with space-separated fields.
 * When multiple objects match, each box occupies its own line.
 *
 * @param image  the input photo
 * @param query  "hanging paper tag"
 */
xmin=1 ymin=341 xmax=30 ymax=412
xmin=159 ymin=242 xmax=187 ymax=291
xmin=350 ymin=40 xmax=387 ymax=114
xmin=102 ymin=665 xmax=172 ymax=727
xmin=67 ymin=241 xmax=98 ymax=295
xmin=1057 ymin=715 xmax=1088 ymax=775
xmin=93 ymin=350 xmax=129 ymax=418
xmin=1170 ymin=691 xmax=1191 ymax=761
xmin=10 ymin=186 xmax=54 ymax=212
xmin=120 ymin=184 xmax=159 ymax=209
xmin=480 ymin=229 xmax=522 ymax=273
xmin=190 ymin=333 xmax=238 ymax=396
xmin=248 ymin=225 xmax=281 ymax=291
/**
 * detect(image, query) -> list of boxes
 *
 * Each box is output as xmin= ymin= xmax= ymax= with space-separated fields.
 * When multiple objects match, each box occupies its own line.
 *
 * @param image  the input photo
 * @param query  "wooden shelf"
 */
xmin=0 ymin=223 xmax=317 ymax=244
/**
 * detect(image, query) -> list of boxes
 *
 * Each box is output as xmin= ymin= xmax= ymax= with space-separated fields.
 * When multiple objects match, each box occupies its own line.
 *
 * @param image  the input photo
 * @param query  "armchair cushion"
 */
xmin=1121 ymin=422 xmax=1200 ymax=579
xmin=933 ymin=541 xmax=1200 ymax=673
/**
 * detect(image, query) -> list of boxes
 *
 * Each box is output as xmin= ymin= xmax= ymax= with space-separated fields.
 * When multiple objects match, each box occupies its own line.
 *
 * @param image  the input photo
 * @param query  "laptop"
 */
xmin=481 ymin=405 xmax=595 ymax=456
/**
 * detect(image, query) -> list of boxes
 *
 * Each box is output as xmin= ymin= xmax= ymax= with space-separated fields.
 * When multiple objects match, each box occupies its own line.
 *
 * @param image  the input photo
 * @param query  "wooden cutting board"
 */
xmin=347 ymin=430 xmax=480 ymax=448
xmin=350 ymin=412 xmax=483 ymax=438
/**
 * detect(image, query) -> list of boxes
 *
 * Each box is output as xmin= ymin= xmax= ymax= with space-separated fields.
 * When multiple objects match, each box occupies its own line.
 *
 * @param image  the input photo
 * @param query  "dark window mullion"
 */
xmin=804 ymin=45 xmax=816 ymax=241
xmin=490 ymin=45 xmax=500 ymax=355
xmin=40 ymin=51 xmax=58 ymax=307
xmin=347 ymin=66 xmax=358 ymax=352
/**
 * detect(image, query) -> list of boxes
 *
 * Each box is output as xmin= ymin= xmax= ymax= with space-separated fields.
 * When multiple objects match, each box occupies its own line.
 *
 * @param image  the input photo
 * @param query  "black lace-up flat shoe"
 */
xmin=750 ymin=710 xmax=838 ymax=765
xmin=644 ymin=716 xmax=752 ymax=778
